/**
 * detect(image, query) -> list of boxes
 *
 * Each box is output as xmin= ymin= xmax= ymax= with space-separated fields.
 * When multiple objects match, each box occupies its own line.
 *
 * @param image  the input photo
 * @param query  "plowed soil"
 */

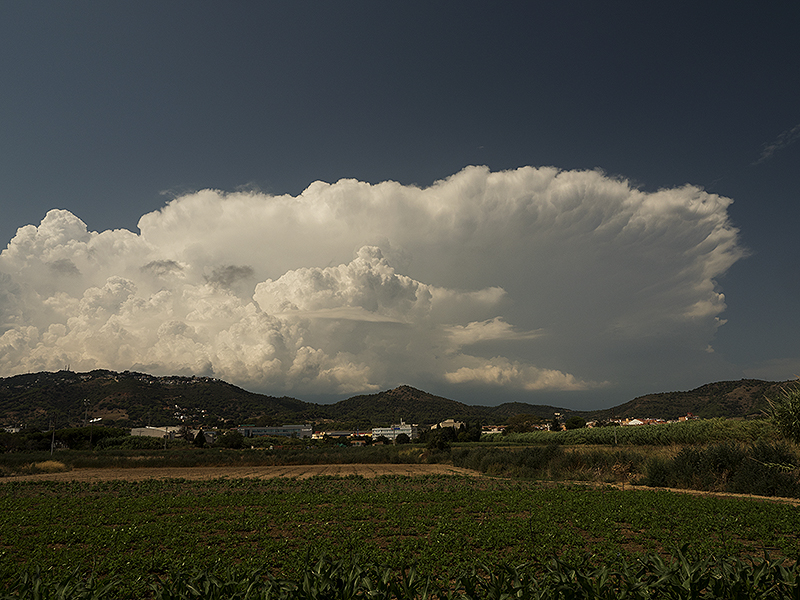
xmin=2 ymin=463 xmax=481 ymax=483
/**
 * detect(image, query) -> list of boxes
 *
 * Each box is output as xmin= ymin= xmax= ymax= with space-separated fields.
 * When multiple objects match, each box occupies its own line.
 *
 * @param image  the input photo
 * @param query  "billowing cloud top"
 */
xmin=0 ymin=166 xmax=744 ymax=400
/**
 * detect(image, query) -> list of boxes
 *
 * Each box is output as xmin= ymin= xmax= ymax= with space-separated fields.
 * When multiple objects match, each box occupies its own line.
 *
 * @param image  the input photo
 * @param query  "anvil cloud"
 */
xmin=0 ymin=166 xmax=744 ymax=405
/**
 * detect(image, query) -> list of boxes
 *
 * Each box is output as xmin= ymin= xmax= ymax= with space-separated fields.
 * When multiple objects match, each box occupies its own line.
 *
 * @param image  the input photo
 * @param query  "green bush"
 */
xmin=450 ymin=445 xmax=565 ymax=478
xmin=492 ymin=418 xmax=778 ymax=446
xmin=767 ymin=383 xmax=800 ymax=443
xmin=643 ymin=441 xmax=800 ymax=497
xmin=96 ymin=435 xmax=164 ymax=450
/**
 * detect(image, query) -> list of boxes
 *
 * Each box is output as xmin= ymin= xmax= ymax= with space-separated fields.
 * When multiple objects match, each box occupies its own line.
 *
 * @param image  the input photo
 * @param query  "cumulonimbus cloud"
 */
xmin=0 ymin=166 xmax=744 ymax=400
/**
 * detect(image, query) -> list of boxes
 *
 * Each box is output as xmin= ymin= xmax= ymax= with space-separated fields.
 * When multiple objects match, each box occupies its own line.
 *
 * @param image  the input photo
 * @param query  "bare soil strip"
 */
xmin=5 ymin=466 xmax=800 ymax=506
xmin=1 ymin=463 xmax=481 ymax=483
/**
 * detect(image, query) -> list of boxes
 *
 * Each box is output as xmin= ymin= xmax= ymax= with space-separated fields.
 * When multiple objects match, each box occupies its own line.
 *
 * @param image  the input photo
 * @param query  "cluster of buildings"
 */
xmin=586 ymin=413 xmax=699 ymax=428
xmin=238 ymin=420 xmax=421 ymax=442
xmin=132 ymin=419 xmax=441 ymax=443
xmin=131 ymin=413 xmax=701 ymax=443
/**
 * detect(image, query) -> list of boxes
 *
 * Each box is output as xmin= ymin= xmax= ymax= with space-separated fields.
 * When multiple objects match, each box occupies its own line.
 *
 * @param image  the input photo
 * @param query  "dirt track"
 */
xmin=1 ymin=463 xmax=481 ymax=483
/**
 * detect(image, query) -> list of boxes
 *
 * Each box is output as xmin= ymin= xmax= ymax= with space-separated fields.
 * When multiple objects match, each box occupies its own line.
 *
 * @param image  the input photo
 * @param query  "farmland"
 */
xmin=3 ymin=412 xmax=800 ymax=597
xmin=2 ymin=474 xmax=800 ymax=598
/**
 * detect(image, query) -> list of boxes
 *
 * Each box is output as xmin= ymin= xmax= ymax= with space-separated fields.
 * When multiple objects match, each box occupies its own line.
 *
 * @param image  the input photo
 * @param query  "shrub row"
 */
xmin=491 ymin=418 xmax=778 ymax=446
xmin=449 ymin=445 xmax=648 ymax=483
xmin=643 ymin=440 xmax=800 ymax=497
xmin=449 ymin=441 xmax=800 ymax=498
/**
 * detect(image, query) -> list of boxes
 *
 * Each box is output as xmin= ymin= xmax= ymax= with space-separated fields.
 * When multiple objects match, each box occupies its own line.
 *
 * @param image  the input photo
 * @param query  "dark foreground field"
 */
xmin=2 ymin=472 xmax=800 ymax=598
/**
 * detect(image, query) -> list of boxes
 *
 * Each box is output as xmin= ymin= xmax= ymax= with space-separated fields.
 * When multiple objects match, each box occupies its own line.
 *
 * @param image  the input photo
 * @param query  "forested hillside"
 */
xmin=0 ymin=369 xmax=792 ymax=430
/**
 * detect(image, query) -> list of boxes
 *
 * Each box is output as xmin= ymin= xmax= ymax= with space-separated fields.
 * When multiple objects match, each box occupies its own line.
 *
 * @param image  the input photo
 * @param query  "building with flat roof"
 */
xmin=372 ymin=420 xmax=419 ymax=441
xmin=237 ymin=424 xmax=313 ymax=438
xmin=131 ymin=426 xmax=182 ymax=439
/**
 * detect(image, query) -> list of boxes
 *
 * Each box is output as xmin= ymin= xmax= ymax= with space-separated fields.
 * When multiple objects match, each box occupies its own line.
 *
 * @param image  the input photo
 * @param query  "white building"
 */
xmin=372 ymin=420 xmax=419 ymax=441
xmin=237 ymin=424 xmax=313 ymax=438
xmin=130 ymin=426 xmax=182 ymax=439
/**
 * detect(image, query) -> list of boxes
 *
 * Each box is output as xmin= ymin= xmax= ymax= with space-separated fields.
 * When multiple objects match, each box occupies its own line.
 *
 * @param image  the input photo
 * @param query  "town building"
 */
xmin=437 ymin=419 xmax=465 ymax=430
xmin=237 ymin=424 xmax=313 ymax=438
xmin=131 ymin=426 xmax=182 ymax=439
xmin=371 ymin=420 xmax=419 ymax=440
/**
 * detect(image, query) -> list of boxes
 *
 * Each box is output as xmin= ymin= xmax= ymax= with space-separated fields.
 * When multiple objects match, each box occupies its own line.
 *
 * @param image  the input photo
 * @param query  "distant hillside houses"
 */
xmin=587 ymin=413 xmax=698 ymax=427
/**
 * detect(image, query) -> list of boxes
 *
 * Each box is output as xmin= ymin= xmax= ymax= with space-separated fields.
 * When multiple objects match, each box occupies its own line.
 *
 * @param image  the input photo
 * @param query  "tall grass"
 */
xmin=642 ymin=440 xmax=800 ymax=497
xmin=449 ymin=444 xmax=666 ymax=484
xmin=490 ymin=417 xmax=777 ymax=446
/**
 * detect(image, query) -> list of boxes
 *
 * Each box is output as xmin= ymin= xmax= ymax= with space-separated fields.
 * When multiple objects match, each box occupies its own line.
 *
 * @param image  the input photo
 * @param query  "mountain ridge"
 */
xmin=0 ymin=369 xmax=793 ymax=430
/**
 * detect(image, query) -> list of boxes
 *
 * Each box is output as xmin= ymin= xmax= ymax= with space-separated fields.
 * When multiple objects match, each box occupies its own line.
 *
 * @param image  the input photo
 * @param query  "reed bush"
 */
xmin=491 ymin=417 xmax=778 ymax=446
xmin=642 ymin=441 xmax=800 ymax=497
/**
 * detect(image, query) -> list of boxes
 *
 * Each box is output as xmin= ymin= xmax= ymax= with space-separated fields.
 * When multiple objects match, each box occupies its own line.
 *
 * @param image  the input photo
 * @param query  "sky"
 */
xmin=0 ymin=1 xmax=798 ymax=411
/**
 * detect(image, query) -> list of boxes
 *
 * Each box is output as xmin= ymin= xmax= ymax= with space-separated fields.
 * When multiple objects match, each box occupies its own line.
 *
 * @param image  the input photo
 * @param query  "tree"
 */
xmin=178 ymin=424 xmax=193 ymax=441
xmin=564 ymin=416 xmax=586 ymax=430
xmin=219 ymin=429 xmax=244 ymax=449
xmin=767 ymin=383 xmax=800 ymax=443
xmin=458 ymin=420 xmax=483 ymax=442
xmin=426 ymin=429 xmax=452 ymax=452
xmin=193 ymin=429 xmax=206 ymax=447
xmin=549 ymin=417 xmax=561 ymax=432
xmin=504 ymin=414 xmax=544 ymax=435
xmin=395 ymin=433 xmax=411 ymax=444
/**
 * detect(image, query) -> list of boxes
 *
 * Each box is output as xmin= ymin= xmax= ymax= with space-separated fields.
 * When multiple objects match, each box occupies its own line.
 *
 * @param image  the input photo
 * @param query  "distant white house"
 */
xmin=437 ymin=419 xmax=465 ymax=430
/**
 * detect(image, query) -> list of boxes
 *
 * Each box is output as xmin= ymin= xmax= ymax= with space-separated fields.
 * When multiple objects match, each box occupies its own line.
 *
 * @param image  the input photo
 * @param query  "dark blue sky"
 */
xmin=1 ymin=1 xmax=798 ymax=407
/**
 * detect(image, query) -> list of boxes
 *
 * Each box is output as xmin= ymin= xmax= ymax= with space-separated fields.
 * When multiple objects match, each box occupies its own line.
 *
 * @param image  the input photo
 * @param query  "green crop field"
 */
xmin=2 ymin=474 xmax=800 ymax=598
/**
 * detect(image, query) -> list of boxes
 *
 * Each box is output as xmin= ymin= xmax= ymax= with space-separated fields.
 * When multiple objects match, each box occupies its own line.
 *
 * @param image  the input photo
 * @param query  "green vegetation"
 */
xmin=2 ymin=370 xmax=794 ymax=433
xmin=2 ymin=380 xmax=800 ymax=596
xmin=491 ymin=417 xmax=778 ymax=446
xmin=767 ymin=383 xmax=800 ymax=444
xmin=4 ymin=553 xmax=800 ymax=599
xmin=642 ymin=441 xmax=800 ymax=497
xmin=448 ymin=442 xmax=800 ymax=497
xmin=2 ymin=475 xmax=800 ymax=598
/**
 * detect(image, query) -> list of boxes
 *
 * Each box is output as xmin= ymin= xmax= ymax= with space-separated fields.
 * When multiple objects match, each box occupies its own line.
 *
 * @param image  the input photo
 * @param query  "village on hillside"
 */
xmin=130 ymin=412 xmax=702 ymax=446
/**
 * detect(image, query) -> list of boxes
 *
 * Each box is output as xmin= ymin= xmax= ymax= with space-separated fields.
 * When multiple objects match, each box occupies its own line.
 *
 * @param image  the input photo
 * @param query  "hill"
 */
xmin=585 ymin=379 xmax=791 ymax=421
xmin=324 ymin=385 xmax=483 ymax=427
xmin=0 ymin=370 xmax=794 ymax=431
xmin=0 ymin=370 xmax=323 ymax=430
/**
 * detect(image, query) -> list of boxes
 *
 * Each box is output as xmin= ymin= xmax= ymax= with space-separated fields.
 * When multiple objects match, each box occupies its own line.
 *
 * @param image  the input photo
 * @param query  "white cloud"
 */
xmin=445 ymin=318 xmax=542 ymax=347
xmin=0 ymin=166 xmax=745 ymax=403
xmin=444 ymin=357 xmax=603 ymax=391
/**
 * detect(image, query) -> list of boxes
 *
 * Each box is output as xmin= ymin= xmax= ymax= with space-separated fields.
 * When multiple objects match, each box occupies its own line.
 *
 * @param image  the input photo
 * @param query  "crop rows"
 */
xmin=1 ymin=475 xmax=799 ymax=598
